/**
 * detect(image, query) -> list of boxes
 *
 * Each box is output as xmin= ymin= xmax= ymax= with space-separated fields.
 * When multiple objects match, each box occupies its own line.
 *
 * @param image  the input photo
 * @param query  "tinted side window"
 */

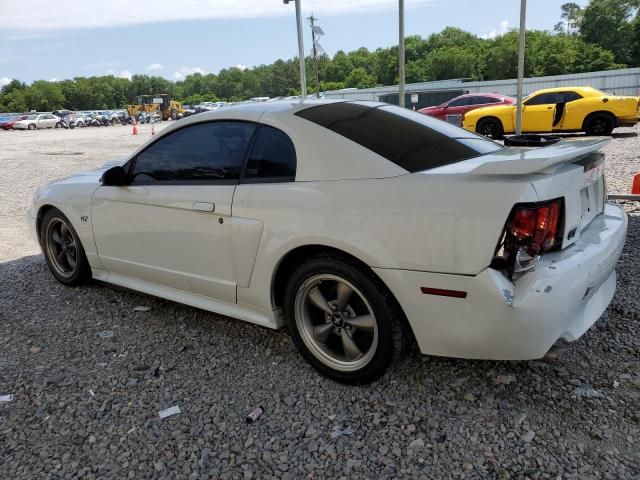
xmin=244 ymin=126 xmax=296 ymax=181
xmin=447 ymin=97 xmax=472 ymax=107
xmin=295 ymin=102 xmax=502 ymax=172
xmin=131 ymin=121 xmax=256 ymax=183
xmin=525 ymin=93 xmax=562 ymax=105
xmin=561 ymin=91 xmax=582 ymax=102
xmin=473 ymin=96 xmax=502 ymax=105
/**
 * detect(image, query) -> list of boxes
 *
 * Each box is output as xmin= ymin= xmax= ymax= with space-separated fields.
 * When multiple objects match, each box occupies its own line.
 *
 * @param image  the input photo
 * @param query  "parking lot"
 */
xmin=1 ymin=124 xmax=639 ymax=479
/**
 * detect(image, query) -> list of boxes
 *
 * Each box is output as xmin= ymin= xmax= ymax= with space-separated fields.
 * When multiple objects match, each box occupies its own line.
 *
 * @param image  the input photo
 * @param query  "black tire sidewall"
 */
xmin=284 ymin=256 xmax=402 ymax=384
xmin=586 ymin=114 xmax=614 ymax=136
xmin=477 ymin=118 xmax=503 ymax=139
xmin=41 ymin=209 xmax=91 ymax=286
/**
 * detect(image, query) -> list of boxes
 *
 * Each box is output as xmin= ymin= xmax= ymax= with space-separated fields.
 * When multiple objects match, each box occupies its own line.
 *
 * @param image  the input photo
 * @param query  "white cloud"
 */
xmin=2 ymin=0 xmax=434 ymax=31
xmin=49 ymin=77 xmax=58 ymax=82
xmin=146 ymin=63 xmax=163 ymax=71
xmin=0 ymin=77 xmax=12 ymax=87
xmin=106 ymin=69 xmax=132 ymax=80
xmin=173 ymin=66 xmax=207 ymax=81
xmin=481 ymin=19 xmax=509 ymax=39
xmin=234 ymin=64 xmax=248 ymax=71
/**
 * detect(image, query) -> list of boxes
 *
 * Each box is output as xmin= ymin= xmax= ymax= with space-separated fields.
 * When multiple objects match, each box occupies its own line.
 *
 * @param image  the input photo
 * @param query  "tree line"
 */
xmin=1 ymin=0 xmax=639 ymax=112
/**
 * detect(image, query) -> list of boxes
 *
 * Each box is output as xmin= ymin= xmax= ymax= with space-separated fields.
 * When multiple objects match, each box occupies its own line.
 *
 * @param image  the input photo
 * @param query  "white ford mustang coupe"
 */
xmin=28 ymin=100 xmax=627 ymax=384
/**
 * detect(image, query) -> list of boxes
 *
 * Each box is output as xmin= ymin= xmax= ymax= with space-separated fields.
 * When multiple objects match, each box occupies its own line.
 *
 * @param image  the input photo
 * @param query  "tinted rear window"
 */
xmin=295 ymin=102 xmax=501 ymax=172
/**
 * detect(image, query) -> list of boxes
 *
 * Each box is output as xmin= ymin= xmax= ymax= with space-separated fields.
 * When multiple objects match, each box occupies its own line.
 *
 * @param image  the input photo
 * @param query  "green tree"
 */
xmin=579 ymin=0 xmax=639 ymax=64
xmin=555 ymin=2 xmax=583 ymax=33
xmin=344 ymin=67 xmax=377 ymax=88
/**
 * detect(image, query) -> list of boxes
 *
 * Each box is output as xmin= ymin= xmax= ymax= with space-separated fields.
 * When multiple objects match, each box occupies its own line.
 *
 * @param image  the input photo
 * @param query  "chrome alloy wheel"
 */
xmin=44 ymin=217 xmax=78 ymax=279
xmin=294 ymin=274 xmax=378 ymax=372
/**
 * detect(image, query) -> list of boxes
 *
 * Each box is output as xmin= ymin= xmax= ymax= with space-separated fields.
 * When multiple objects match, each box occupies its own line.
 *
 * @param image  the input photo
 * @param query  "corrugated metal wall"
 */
xmin=325 ymin=67 xmax=640 ymax=105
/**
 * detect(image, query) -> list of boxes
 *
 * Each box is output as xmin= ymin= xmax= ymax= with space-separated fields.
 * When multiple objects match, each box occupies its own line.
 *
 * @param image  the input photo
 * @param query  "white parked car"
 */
xmin=13 ymin=113 xmax=60 ymax=130
xmin=27 ymin=101 xmax=627 ymax=384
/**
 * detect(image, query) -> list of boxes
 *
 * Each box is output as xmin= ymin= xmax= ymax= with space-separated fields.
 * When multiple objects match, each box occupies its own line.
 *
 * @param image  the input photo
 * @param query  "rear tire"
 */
xmin=41 ymin=208 xmax=91 ymax=286
xmin=284 ymin=253 xmax=407 ymax=384
xmin=584 ymin=113 xmax=614 ymax=136
xmin=476 ymin=117 xmax=504 ymax=139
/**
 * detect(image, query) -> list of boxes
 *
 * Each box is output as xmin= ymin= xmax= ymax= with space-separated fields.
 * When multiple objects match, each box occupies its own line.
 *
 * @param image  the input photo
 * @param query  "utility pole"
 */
xmin=398 ymin=0 xmax=405 ymax=107
xmin=515 ymin=0 xmax=527 ymax=135
xmin=284 ymin=0 xmax=307 ymax=98
xmin=308 ymin=13 xmax=321 ymax=98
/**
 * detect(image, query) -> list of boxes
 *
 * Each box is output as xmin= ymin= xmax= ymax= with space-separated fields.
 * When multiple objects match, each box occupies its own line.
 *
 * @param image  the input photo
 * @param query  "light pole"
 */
xmin=284 ymin=0 xmax=307 ymax=98
xmin=398 ymin=0 xmax=405 ymax=107
xmin=515 ymin=0 xmax=527 ymax=135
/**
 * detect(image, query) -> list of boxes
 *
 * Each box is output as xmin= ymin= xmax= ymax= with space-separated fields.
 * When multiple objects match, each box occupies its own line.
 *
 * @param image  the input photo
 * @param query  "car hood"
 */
xmin=464 ymin=104 xmax=515 ymax=118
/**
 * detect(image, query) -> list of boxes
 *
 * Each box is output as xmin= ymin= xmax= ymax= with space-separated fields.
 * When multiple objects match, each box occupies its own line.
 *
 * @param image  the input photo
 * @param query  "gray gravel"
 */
xmin=1 ymin=124 xmax=639 ymax=479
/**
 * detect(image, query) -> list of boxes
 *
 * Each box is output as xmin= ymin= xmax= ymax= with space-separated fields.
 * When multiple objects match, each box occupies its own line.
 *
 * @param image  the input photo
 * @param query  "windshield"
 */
xmin=26 ymin=115 xmax=38 ymax=120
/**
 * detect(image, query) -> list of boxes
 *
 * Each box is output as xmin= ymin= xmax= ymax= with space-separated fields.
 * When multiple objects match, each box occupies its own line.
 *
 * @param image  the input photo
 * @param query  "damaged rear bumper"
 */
xmin=374 ymin=202 xmax=627 ymax=360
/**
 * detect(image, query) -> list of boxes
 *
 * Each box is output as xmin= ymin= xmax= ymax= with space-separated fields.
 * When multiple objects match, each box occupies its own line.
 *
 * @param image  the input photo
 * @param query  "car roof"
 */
xmin=457 ymin=93 xmax=506 ymax=98
xmin=530 ymin=86 xmax=599 ymax=96
xmin=125 ymin=99 xmax=407 ymax=181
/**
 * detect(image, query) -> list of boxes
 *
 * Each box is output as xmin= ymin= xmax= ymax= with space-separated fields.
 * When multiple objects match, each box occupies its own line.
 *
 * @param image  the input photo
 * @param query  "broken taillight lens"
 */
xmin=497 ymin=199 xmax=564 ymax=275
xmin=509 ymin=199 xmax=562 ymax=255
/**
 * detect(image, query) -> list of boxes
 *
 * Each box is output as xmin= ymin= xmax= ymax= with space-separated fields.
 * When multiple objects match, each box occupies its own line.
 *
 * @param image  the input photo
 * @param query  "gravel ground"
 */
xmin=0 ymin=124 xmax=639 ymax=479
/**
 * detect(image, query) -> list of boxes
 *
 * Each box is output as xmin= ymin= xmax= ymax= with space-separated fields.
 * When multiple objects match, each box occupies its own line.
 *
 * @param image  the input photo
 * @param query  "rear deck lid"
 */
xmin=465 ymin=137 xmax=611 ymax=175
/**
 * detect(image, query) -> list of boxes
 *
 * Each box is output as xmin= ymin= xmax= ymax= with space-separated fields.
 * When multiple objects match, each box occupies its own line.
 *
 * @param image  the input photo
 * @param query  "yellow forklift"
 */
xmin=126 ymin=94 xmax=185 ymax=121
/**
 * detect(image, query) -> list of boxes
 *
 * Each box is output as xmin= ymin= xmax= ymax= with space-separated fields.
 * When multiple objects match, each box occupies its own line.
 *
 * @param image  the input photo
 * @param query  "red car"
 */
xmin=0 ymin=115 xmax=29 ymax=130
xmin=418 ymin=93 xmax=515 ymax=122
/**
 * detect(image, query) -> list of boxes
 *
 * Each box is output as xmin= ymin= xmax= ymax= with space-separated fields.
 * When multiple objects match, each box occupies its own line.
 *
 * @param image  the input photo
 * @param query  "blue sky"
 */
xmin=0 ymin=0 xmax=585 ymax=86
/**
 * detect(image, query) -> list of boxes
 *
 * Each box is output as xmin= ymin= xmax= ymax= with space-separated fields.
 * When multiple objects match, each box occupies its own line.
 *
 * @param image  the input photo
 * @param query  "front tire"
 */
xmin=284 ymin=254 xmax=407 ymax=384
xmin=476 ymin=117 xmax=504 ymax=139
xmin=28 ymin=123 xmax=36 ymax=130
xmin=41 ymin=208 xmax=91 ymax=286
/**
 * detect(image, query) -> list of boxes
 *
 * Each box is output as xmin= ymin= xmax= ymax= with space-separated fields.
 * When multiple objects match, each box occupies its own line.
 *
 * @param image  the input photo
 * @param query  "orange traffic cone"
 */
xmin=632 ymin=173 xmax=640 ymax=194
xmin=132 ymin=118 xmax=138 ymax=136
xmin=151 ymin=123 xmax=155 ymax=136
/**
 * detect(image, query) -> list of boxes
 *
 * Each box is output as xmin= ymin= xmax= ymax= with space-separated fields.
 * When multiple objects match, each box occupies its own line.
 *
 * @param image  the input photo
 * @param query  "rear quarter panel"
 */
xmin=564 ymin=96 xmax=639 ymax=130
xmin=233 ymin=173 xmax=538 ymax=311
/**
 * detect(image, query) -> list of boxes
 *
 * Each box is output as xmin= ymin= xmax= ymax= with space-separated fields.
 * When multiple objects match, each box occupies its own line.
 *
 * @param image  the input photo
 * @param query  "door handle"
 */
xmin=547 ymin=106 xmax=553 ymax=110
xmin=192 ymin=202 xmax=215 ymax=212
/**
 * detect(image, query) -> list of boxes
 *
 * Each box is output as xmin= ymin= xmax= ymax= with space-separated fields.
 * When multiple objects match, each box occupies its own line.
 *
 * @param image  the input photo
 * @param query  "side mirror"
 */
xmin=100 ymin=166 xmax=128 ymax=186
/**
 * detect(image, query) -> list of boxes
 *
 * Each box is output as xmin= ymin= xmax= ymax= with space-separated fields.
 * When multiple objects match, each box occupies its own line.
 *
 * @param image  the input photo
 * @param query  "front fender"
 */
xmin=34 ymin=181 xmax=102 ymax=269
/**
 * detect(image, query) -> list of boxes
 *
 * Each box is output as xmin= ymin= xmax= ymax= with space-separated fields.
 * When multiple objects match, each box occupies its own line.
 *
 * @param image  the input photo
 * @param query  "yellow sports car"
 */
xmin=462 ymin=86 xmax=639 ymax=138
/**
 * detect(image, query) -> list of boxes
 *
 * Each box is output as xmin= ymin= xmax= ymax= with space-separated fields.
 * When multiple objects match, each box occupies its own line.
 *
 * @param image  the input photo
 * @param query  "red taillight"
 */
xmin=507 ymin=199 xmax=563 ymax=256
xmin=495 ymin=199 xmax=564 ymax=276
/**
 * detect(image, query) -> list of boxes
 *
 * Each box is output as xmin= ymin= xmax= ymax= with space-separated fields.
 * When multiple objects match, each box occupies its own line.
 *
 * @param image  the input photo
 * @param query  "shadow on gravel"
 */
xmin=611 ymin=132 xmax=638 ymax=139
xmin=1 ymin=216 xmax=639 ymax=478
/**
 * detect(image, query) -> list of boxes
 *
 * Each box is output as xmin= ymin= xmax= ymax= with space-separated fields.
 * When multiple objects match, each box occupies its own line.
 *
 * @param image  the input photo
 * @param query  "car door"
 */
xmin=444 ymin=97 xmax=473 ymax=120
xmin=40 ymin=114 xmax=55 ymax=128
xmin=91 ymin=120 xmax=257 ymax=304
xmin=520 ymin=93 xmax=558 ymax=132
xmin=555 ymin=91 xmax=584 ymax=130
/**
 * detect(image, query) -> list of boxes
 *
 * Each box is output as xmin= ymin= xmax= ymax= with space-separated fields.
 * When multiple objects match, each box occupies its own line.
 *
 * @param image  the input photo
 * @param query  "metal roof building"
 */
xmin=324 ymin=67 xmax=640 ymax=109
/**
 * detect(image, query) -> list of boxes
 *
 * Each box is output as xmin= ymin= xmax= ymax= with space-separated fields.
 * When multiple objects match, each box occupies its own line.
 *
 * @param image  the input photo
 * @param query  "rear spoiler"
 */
xmin=470 ymin=137 xmax=611 ymax=175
